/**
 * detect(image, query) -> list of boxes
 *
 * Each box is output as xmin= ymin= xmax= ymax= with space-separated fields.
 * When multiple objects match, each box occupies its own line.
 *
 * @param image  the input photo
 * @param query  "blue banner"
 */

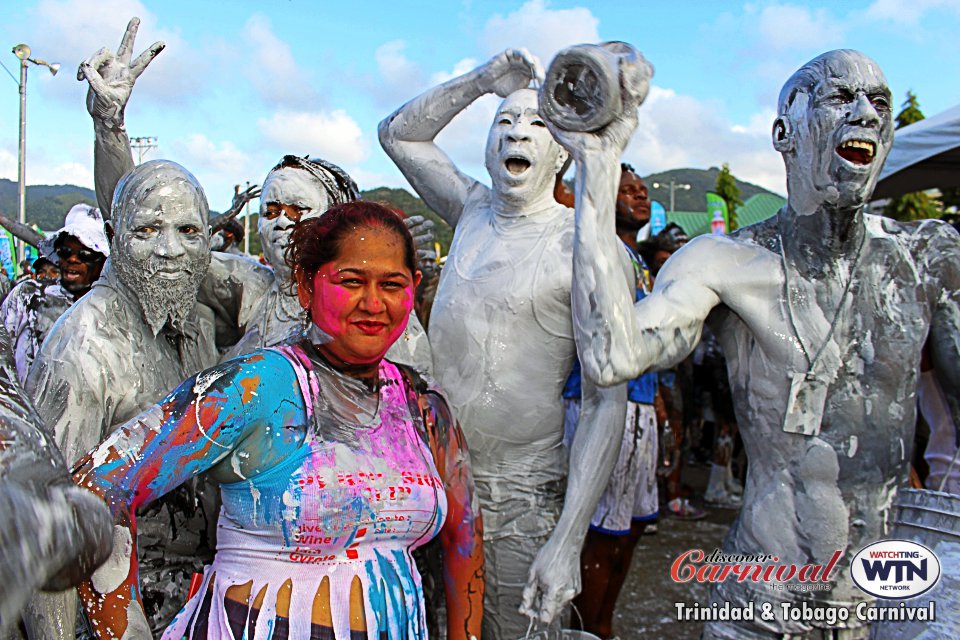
xmin=650 ymin=200 xmax=667 ymax=235
xmin=0 ymin=230 xmax=15 ymax=280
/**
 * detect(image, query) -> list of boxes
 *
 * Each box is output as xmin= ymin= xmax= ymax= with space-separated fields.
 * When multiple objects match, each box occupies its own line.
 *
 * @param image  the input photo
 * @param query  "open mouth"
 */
xmin=836 ymin=139 xmax=876 ymax=165
xmin=505 ymin=157 xmax=531 ymax=175
xmin=61 ymin=268 xmax=82 ymax=281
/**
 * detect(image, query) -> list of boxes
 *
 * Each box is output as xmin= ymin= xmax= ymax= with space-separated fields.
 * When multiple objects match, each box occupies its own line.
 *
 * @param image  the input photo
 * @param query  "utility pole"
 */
xmin=652 ymin=178 xmax=692 ymax=212
xmin=243 ymin=180 xmax=251 ymax=255
xmin=13 ymin=43 xmax=59 ymax=266
xmin=131 ymin=136 xmax=158 ymax=164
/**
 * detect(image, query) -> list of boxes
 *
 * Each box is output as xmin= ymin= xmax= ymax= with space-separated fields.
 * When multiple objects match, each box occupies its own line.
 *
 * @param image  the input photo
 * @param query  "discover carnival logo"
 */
xmin=850 ymin=540 xmax=941 ymax=599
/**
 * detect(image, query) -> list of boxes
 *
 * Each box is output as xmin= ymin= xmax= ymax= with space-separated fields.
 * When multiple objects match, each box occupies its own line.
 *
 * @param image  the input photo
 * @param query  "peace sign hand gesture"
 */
xmin=77 ymin=17 xmax=165 ymax=130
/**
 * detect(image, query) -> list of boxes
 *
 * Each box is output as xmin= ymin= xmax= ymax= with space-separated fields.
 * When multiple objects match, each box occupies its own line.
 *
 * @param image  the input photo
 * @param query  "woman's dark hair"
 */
xmin=285 ymin=201 xmax=417 ymax=293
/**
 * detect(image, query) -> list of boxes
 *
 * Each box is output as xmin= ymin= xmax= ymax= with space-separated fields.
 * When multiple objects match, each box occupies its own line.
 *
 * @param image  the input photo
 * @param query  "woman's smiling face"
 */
xmin=302 ymin=226 xmax=421 ymax=365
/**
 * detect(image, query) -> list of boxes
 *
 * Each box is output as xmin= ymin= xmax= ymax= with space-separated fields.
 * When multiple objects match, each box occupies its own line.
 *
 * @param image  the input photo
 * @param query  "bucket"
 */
xmin=872 ymin=488 xmax=960 ymax=639
xmin=523 ymin=631 xmax=600 ymax=640
xmin=539 ymin=42 xmax=653 ymax=133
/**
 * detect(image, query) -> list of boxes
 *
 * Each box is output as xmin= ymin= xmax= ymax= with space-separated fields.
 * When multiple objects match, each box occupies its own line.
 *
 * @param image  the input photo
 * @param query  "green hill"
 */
xmin=361 ymin=187 xmax=453 ymax=253
xmin=643 ymin=167 xmax=780 ymax=213
xmin=0 ymin=178 xmax=97 ymax=232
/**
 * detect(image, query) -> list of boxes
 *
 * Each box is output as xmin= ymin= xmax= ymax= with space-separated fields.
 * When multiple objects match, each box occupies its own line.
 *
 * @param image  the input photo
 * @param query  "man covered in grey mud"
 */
xmin=1 ymin=204 xmax=109 ymax=382
xmin=568 ymin=49 xmax=960 ymax=639
xmin=380 ymin=48 xmax=645 ymax=637
xmin=0 ymin=325 xmax=113 ymax=637
xmin=26 ymin=159 xmax=221 ymax=638
xmin=21 ymin=20 xmax=268 ymax=637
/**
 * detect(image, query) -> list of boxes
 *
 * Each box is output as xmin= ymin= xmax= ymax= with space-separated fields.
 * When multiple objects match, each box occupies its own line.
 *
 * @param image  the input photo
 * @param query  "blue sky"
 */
xmin=1 ymin=0 xmax=958 ymax=214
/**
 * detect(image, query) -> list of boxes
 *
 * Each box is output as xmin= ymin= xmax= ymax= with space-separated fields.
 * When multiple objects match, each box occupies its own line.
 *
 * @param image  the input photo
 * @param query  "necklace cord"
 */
xmin=779 ymin=225 xmax=867 ymax=378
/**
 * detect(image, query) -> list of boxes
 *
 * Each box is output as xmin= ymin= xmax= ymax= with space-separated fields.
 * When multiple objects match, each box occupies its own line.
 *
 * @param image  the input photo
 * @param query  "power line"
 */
xmin=131 ymin=136 xmax=158 ymax=164
xmin=0 ymin=59 xmax=20 ymax=86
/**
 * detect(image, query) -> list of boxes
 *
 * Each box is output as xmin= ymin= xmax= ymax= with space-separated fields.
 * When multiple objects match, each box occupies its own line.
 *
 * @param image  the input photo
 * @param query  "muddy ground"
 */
xmin=611 ymin=499 xmax=738 ymax=639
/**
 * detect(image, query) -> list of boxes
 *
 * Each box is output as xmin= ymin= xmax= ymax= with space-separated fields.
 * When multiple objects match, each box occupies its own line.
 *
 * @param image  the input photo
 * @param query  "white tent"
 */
xmin=873 ymin=104 xmax=960 ymax=200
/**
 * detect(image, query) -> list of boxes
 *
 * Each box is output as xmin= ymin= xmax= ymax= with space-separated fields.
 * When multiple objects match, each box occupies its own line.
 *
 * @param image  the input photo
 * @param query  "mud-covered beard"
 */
xmin=112 ymin=249 xmax=211 ymax=336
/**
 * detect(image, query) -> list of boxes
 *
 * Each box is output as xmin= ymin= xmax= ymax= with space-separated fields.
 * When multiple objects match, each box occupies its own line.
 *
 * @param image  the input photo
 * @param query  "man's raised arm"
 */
xmin=540 ymin=52 xmax=715 ymax=386
xmin=378 ymin=49 xmax=542 ymax=227
xmin=77 ymin=17 xmax=164 ymax=219
xmin=577 ymin=221 xmax=723 ymax=386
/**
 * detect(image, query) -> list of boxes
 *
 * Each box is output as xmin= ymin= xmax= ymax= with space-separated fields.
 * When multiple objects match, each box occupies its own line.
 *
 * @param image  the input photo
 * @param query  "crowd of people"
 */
xmin=0 ymin=15 xmax=957 ymax=640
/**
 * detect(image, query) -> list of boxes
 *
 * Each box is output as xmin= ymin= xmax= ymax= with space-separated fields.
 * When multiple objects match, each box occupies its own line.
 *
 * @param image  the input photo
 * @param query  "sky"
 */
xmin=1 ymin=0 xmax=958 ymax=215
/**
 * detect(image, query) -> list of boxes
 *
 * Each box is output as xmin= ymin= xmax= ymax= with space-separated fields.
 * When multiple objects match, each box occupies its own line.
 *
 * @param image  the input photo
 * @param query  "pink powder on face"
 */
xmin=309 ymin=265 xmax=416 ymax=364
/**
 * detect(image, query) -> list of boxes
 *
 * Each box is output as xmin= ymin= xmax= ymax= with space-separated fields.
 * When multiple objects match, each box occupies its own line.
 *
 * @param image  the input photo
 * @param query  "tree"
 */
xmin=883 ymin=91 xmax=941 ymax=222
xmin=895 ymin=91 xmax=925 ymax=128
xmin=715 ymin=163 xmax=743 ymax=230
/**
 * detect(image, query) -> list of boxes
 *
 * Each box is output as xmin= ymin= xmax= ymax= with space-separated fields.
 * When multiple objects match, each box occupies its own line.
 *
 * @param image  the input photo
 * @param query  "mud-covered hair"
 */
xmin=285 ymin=201 xmax=417 ymax=294
xmin=268 ymin=155 xmax=360 ymax=208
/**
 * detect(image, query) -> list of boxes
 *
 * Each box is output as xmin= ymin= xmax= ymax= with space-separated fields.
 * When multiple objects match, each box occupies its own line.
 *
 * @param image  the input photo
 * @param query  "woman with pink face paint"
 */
xmin=71 ymin=201 xmax=484 ymax=640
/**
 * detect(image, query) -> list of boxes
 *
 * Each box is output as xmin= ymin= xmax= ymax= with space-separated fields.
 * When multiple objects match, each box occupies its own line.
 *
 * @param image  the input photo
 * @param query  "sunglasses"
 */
xmin=56 ymin=246 xmax=102 ymax=264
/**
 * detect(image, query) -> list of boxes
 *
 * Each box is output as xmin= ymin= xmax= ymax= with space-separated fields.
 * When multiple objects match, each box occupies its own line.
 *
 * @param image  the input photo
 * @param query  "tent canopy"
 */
xmin=873 ymin=104 xmax=960 ymax=200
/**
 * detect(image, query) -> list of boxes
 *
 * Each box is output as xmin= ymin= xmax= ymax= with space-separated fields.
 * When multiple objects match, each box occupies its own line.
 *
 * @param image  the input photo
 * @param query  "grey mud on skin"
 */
xmin=380 ymin=46 xmax=649 ymax=637
xmin=568 ymin=49 xmax=960 ymax=638
xmin=0 ymin=324 xmax=113 ymax=636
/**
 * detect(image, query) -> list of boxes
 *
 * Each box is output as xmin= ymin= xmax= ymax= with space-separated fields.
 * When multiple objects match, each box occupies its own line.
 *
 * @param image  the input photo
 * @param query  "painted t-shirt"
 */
xmin=163 ymin=347 xmax=446 ymax=640
xmin=145 ymin=345 xmax=447 ymax=639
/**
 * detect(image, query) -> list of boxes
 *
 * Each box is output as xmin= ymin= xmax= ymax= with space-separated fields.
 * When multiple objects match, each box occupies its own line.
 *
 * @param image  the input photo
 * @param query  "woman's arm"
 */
xmin=420 ymin=390 xmax=484 ymax=640
xmin=71 ymin=352 xmax=280 ymax=639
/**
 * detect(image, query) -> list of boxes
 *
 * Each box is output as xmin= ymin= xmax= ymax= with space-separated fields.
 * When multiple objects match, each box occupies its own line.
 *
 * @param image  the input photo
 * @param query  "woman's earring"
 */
xmin=301 ymin=309 xmax=312 ymax=336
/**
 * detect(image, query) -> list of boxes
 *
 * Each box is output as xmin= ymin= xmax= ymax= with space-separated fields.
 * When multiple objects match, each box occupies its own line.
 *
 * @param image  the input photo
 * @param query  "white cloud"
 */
xmin=162 ymin=134 xmax=266 ymax=210
xmin=242 ymin=14 xmax=321 ymax=108
xmin=433 ymin=93 xmax=502 ymax=182
xmin=0 ymin=150 xmax=16 ymax=184
xmin=375 ymin=40 xmax=425 ymax=102
xmin=257 ymin=109 xmax=368 ymax=166
xmin=866 ymin=0 xmax=960 ymax=25
xmin=28 ymin=0 xmax=198 ymax=105
xmin=754 ymin=4 xmax=844 ymax=52
xmin=170 ymin=134 xmax=250 ymax=178
xmin=479 ymin=0 xmax=601 ymax=64
xmin=35 ymin=162 xmax=96 ymax=189
xmin=429 ymin=58 xmax=480 ymax=86
xmin=626 ymin=86 xmax=785 ymax=196
xmin=0 ymin=145 xmax=94 ymax=189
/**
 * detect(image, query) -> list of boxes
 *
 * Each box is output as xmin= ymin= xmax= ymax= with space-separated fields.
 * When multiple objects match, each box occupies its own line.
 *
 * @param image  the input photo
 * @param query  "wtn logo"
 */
xmin=851 ymin=541 xmax=941 ymax=599
xmin=860 ymin=558 xmax=927 ymax=583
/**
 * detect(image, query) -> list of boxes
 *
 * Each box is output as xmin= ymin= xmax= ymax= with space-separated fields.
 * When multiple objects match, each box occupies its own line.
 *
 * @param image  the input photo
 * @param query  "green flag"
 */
xmin=706 ymin=192 xmax=729 ymax=233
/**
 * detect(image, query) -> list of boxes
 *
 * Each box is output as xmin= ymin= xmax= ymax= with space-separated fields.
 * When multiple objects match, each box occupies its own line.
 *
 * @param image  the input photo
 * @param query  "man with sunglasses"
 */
xmin=1 ymin=203 xmax=109 ymax=382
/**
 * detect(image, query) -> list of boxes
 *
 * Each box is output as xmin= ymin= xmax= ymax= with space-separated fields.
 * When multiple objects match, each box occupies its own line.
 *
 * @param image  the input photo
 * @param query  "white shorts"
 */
xmin=563 ymin=398 xmax=659 ymax=534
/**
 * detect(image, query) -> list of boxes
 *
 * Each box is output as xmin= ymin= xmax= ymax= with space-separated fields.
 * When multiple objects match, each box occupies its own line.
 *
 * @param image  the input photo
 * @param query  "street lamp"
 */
xmin=651 ymin=178 xmax=691 ymax=212
xmin=13 ymin=43 xmax=60 ymax=265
